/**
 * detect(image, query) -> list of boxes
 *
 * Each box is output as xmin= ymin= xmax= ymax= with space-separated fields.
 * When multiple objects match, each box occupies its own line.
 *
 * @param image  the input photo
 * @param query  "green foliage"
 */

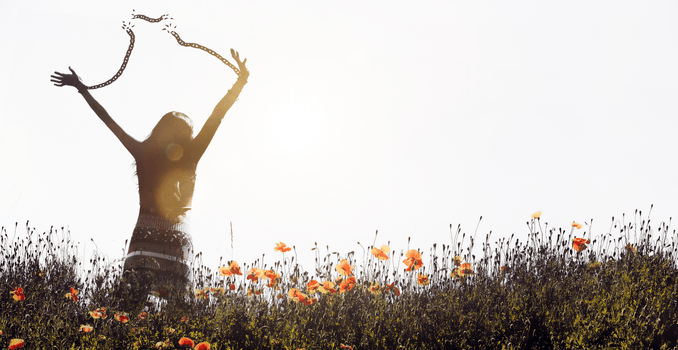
xmin=2 ymin=211 xmax=678 ymax=349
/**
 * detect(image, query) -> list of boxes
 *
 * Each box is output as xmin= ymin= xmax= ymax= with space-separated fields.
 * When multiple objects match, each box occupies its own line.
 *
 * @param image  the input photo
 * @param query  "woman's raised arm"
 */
xmin=192 ymin=49 xmax=249 ymax=161
xmin=51 ymin=67 xmax=141 ymax=157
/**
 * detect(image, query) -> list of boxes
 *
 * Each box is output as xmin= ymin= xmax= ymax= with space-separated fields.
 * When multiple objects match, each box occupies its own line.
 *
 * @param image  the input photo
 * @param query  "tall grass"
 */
xmin=2 ymin=208 xmax=678 ymax=349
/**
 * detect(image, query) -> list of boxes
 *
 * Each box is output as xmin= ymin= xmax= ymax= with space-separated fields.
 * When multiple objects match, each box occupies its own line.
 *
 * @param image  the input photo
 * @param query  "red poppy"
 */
xmin=572 ymin=238 xmax=590 ymax=252
xmin=340 ymin=344 xmax=354 ymax=350
xmin=385 ymin=282 xmax=400 ymax=296
xmin=114 ymin=313 xmax=129 ymax=323
xmin=10 ymin=287 xmax=25 ymax=301
xmin=80 ymin=324 xmax=94 ymax=333
xmin=180 ymin=316 xmax=189 ymax=323
xmin=403 ymin=250 xmax=424 ymax=271
xmin=335 ymin=259 xmax=355 ymax=276
xmin=339 ymin=277 xmax=356 ymax=293
xmin=307 ymin=280 xmax=320 ymax=294
xmin=178 ymin=337 xmax=195 ymax=348
xmin=572 ymin=222 xmax=583 ymax=229
xmin=264 ymin=270 xmax=280 ymax=287
xmin=274 ymin=242 xmax=292 ymax=253
xmin=247 ymin=267 xmax=264 ymax=282
xmin=417 ymin=274 xmax=430 ymax=286
xmin=195 ymin=342 xmax=211 ymax=350
xmin=371 ymin=245 xmax=390 ymax=260
xmin=9 ymin=339 xmax=25 ymax=350
xmin=138 ymin=312 xmax=147 ymax=320
xmin=65 ymin=287 xmax=78 ymax=302
xmin=229 ymin=284 xmax=236 ymax=291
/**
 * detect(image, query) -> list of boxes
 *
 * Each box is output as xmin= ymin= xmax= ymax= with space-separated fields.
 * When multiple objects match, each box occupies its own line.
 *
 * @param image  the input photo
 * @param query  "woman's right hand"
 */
xmin=50 ymin=67 xmax=87 ymax=91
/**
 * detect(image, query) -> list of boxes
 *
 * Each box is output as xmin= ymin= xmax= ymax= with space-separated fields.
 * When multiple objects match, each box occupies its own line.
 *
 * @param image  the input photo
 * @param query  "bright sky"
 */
xmin=2 ymin=1 xmax=678 ymax=276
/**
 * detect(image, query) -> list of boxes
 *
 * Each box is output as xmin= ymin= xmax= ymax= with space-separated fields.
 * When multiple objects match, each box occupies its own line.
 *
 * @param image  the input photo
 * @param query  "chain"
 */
xmin=86 ymin=12 xmax=240 ymax=90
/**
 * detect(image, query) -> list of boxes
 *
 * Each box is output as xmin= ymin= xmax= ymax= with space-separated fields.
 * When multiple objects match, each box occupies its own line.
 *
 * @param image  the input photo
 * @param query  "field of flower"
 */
xmin=2 ymin=209 xmax=678 ymax=349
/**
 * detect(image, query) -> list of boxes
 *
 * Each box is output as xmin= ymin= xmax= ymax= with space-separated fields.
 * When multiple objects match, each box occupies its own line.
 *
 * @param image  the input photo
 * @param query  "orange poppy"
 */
xmin=65 ymin=287 xmax=78 ymax=302
xmin=288 ymin=288 xmax=309 ymax=303
xmin=219 ymin=265 xmax=232 ymax=277
xmin=385 ymin=282 xmax=400 ymax=296
xmin=307 ymin=280 xmax=320 ymax=294
xmin=318 ymin=281 xmax=337 ymax=294
xmin=211 ymin=286 xmax=226 ymax=295
xmin=572 ymin=222 xmax=583 ymax=229
xmin=178 ymin=337 xmax=195 ymax=348
xmin=370 ymin=245 xmax=390 ymax=260
xmin=246 ymin=267 xmax=265 ymax=282
xmin=229 ymin=284 xmax=236 ymax=291
xmin=532 ymin=211 xmax=542 ymax=219
xmin=339 ymin=277 xmax=356 ymax=293
xmin=264 ymin=270 xmax=280 ymax=287
xmin=417 ymin=274 xmax=430 ymax=286
xmin=274 ymin=242 xmax=292 ymax=253
xmin=451 ymin=263 xmax=475 ymax=279
xmin=114 ymin=313 xmax=129 ymax=323
xmin=403 ymin=250 xmax=423 ymax=271
xmin=80 ymin=324 xmax=94 ymax=333
xmin=228 ymin=261 xmax=242 ymax=275
xmin=335 ymin=259 xmax=355 ymax=276
xmin=138 ymin=311 xmax=147 ymax=320
xmin=195 ymin=342 xmax=211 ymax=350
xmin=369 ymin=282 xmax=382 ymax=294
xmin=9 ymin=339 xmax=25 ymax=350
xmin=572 ymin=238 xmax=590 ymax=252
xmin=10 ymin=287 xmax=25 ymax=301
xmin=340 ymin=344 xmax=354 ymax=350
xmin=194 ymin=289 xmax=209 ymax=300
xmin=180 ymin=316 xmax=189 ymax=323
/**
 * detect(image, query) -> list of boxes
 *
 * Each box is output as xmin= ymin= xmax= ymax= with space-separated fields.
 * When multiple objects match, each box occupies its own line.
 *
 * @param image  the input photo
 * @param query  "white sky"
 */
xmin=2 ymin=1 xmax=678 ymax=275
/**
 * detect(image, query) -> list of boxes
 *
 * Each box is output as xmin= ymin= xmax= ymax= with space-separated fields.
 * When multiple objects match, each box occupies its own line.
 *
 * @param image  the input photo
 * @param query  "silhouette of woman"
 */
xmin=51 ymin=49 xmax=248 ymax=285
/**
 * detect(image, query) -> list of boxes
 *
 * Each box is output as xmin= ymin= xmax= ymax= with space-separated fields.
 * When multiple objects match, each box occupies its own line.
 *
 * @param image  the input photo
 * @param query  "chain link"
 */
xmin=86 ymin=12 xmax=240 ymax=90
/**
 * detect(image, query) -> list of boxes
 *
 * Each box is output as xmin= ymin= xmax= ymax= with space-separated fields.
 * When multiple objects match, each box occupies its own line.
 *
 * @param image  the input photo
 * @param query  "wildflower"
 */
xmin=369 ymin=282 xmax=382 ymax=294
xmin=288 ymin=288 xmax=308 ymax=303
xmin=211 ymin=286 xmax=225 ymax=295
xmin=247 ymin=267 xmax=265 ymax=282
xmin=10 ymin=287 xmax=25 ymax=301
xmin=89 ymin=307 xmax=108 ymax=319
xmin=264 ymin=270 xmax=281 ymax=287
xmin=318 ymin=281 xmax=337 ymax=294
xmin=80 ymin=324 xmax=94 ymax=333
xmin=274 ymin=242 xmax=292 ymax=253
xmin=228 ymin=260 xmax=242 ymax=275
xmin=178 ymin=337 xmax=195 ymax=348
xmin=451 ymin=263 xmax=475 ymax=279
xmin=138 ymin=311 xmax=147 ymax=320
xmin=339 ymin=277 xmax=356 ymax=293
xmin=180 ymin=316 xmax=189 ymax=323
xmin=307 ymin=280 xmax=320 ymax=294
xmin=532 ymin=211 xmax=542 ymax=219
xmin=371 ymin=245 xmax=390 ymax=260
xmin=219 ymin=265 xmax=232 ymax=277
xmin=229 ymin=284 xmax=236 ymax=290
xmin=417 ymin=274 xmax=430 ymax=286
xmin=453 ymin=255 xmax=463 ymax=266
xmin=155 ymin=341 xmax=170 ymax=349
xmin=500 ymin=265 xmax=510 ymax=274
xmin=625 ymin=243 xmax=636 ymax=254
xmin=195 ymin=342 xmax=211 ymax=350
xmin=9 ymin=339 xmax=25 ymax=350
xmin=385 ymin=282 xmax=400 ymax=296
xmin=340 ymin=344 xmax=354 ymax=350
xmin=403 ymin=249 xmax=423 ymax=271
xmin=166 ymin=328 xmax=176 ymax=334
xmin=572 ymin=238 xmax=590 ymax=252
xmin=335 ymin=259 xmax=355 ymax=276
xmin=572 ymin=222 xmax=583 ymax=229
xmin=65 ymin=287 xmax=79 ymax=302
xmin=195 ymin=288 xmax=209 ymax=300
xmin=114 ymin=313 xmax=129 ymax=323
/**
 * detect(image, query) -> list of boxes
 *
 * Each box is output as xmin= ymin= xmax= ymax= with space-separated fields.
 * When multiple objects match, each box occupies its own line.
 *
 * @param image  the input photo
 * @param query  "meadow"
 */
xmin=2 ymin=209 xmax=678 ymax=349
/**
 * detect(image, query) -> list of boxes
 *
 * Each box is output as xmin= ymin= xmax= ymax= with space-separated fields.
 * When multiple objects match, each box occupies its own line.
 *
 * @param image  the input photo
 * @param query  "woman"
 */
xmin=51 ymin=49 xmax=249 ymax=285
